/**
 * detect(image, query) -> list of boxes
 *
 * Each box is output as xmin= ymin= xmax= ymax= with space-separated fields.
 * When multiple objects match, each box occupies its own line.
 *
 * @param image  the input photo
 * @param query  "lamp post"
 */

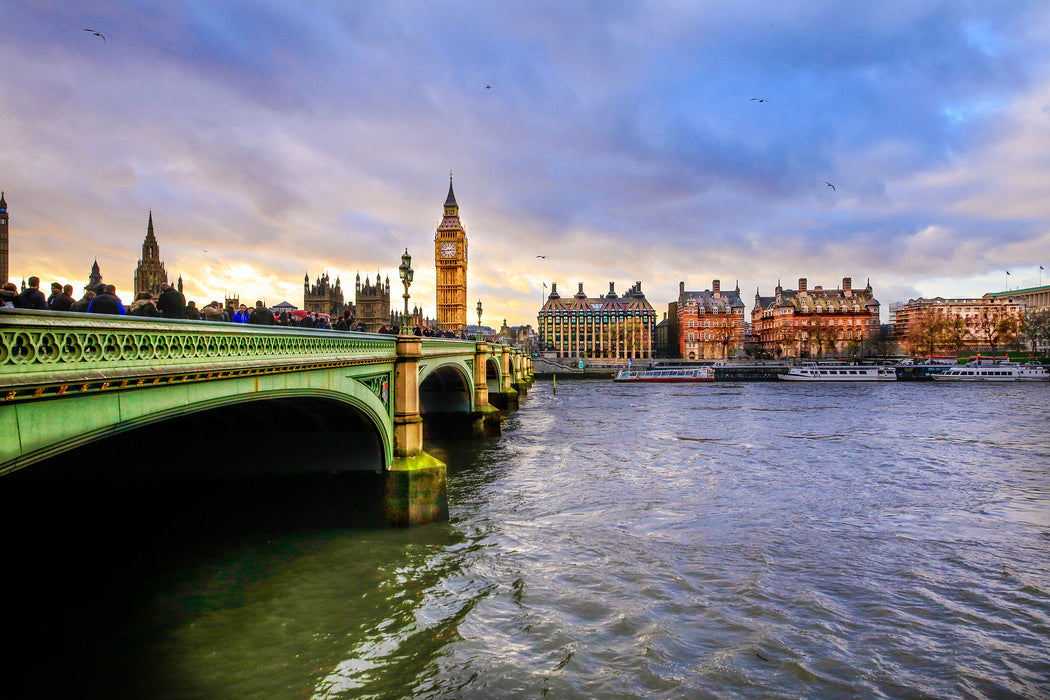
xmin=476 ymin=299 xmax=483 ymax=340
xmin=398 ymin=248 xmax=413 ymax=332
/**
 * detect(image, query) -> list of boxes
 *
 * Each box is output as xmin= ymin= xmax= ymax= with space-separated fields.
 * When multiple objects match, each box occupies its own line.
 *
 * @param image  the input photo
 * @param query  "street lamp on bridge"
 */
xmin=398 ymin=248 xmax=413 ymax=331
xmin=476 ymin=299 xmax=483 ymax=340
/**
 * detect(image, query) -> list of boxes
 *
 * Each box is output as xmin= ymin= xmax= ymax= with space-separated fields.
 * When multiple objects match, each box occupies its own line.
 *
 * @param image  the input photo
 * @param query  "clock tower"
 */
xmin=435 ymin=175 xmax=468 ymax=332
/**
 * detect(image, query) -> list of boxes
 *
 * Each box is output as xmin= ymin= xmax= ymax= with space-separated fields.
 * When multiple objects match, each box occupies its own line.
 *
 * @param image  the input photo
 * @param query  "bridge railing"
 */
xmin=0 ymin=310 xmax=399 ymax=386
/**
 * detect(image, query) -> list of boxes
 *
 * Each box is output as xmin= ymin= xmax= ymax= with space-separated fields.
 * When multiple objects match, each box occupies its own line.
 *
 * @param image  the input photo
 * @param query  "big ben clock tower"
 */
xmin=435 ymin=174 xmax=468 ymax=332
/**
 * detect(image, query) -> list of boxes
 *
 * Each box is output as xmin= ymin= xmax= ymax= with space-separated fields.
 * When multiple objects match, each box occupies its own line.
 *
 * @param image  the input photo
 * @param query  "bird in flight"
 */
xmin=750 ymin=98 xmax=767 ymax=103
xmin=824 ymin=181 xmax=836 ymax=191
xmin=536 ymin=255 xmax=546 ymax=259
xmin=83 ymin=28 xmax=105 ymax=42
xmin=486 ymin=85 xmax=492 ymax=90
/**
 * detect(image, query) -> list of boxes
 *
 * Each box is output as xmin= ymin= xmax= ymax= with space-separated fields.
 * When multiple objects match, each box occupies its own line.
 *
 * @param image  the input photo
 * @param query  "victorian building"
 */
xmin=0 ymin=191 xmax=9 ymax=285
xmin=677 ymin=279 xmax=747 ymax=360
xmin=434 ymin=176 xmax=468 ymax=333
xmin=892 ymin=295 xmax=1025 ymax=355
xmin=133 ymin=211 xmax=168 ymax=298
xmin=751 ymin=277 xmax=880 ymax=358
xmin=355 ymin=272 xmax=391 ymax=332
xmin=303 ymin=271 xmax=346 ymax=316
xmin=538 ymin=281 xmax=657 ymax=360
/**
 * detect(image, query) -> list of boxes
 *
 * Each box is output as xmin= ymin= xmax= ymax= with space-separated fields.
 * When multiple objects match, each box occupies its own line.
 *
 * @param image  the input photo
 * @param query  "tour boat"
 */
xmin=931 ymin=362 xmax=1049 ymax=382
xmin=613 ymin=366 xmax=715 ymax=382
xmin=779 ymin=364 xmax=897 ymax=381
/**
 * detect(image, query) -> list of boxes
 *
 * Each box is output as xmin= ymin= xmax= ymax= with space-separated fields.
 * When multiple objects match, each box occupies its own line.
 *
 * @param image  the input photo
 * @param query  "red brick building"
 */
xmin=752 ymin=277 xmax=880 ymax=358
xmin=677 ymin=279 xmax=746 ymax=360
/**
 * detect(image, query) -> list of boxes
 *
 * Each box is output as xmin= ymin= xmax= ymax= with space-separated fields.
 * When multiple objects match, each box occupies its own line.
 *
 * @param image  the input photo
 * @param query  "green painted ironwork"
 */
xmin=0 ymin=310 xmax=527 ymax=476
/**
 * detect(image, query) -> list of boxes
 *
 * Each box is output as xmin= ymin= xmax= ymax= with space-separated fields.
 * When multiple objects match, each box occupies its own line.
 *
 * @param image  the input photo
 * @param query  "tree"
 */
xmin=939 ymin=312 xmax=969 ymax=355
xmin=906 ymin=307 xmax=945 ymax=356
xmin=1022 ymin=309 xmax=1050 ymax=352
xmin=973 ymin=306 xmax=1021 ymax=355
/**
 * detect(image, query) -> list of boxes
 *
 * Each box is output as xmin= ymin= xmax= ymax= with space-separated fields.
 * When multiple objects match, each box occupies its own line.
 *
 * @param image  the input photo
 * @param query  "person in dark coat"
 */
xmin=49 ymin=284 xmax=75 ymax=311
xmin=87 ymin=285 xmax=126 ymax=315
xmin=128 ymin=292 xmax=160 ymax=317
xmin=248 ymin=300 xmax=275 ymax=325
xmin=16 ymin=276 xmax=48 ymax=310
xmin=70 ymin=290 xmax=95 ymax=312
xmin=157 ymin=283 xmax=186 ymax=319
xmin=184 ymin=301 xmax=202 ymax=320
xmin=1 ymin=282 xmax=18 ymax=308
xmin=46 ymin=282 xmax=63 ymax=307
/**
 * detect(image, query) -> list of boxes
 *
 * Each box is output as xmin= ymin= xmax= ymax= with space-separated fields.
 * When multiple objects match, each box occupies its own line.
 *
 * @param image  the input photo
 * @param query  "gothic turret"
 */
xmin=133 ymin=211 xmax=168 ymax=298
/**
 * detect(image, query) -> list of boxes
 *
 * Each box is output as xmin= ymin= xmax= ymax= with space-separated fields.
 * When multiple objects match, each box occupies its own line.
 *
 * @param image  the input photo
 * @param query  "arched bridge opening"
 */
xmin=418 ymin=365 xmax=474 ymax=440
xmin=2 ymin=396 xmax=390 ymax=532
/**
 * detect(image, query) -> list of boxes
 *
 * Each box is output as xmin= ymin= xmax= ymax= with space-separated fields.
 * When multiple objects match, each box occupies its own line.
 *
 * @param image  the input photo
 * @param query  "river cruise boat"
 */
xmin=931 ymin=362 xmax=1049 ymax=382
xmin=779 ymin=364 xmax=897 ymax=381
xmin=613 ymin=366 xmax=715 ymax=382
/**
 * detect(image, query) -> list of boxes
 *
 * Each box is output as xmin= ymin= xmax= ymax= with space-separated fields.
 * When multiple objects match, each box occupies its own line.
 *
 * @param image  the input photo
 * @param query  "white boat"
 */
xmin=931 ymin=362 xmax=1049 ymax=382
xmin=779 ymin=364 xmax=897 ymax=381
xmin=613 ymin=366 xmax=714 ymax=382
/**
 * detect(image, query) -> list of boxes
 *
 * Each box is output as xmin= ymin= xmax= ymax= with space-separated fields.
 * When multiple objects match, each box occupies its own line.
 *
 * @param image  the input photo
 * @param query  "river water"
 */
xmin=7 ymin=378 xmax=1050 ymax=699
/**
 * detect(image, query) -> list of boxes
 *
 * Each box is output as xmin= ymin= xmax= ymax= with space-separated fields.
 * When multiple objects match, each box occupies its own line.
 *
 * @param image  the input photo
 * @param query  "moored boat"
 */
xmin=931 ymin=362 xmax=1049 ymax=382
xmin=779 ymin=364 xmax=897 ymax=381
xmin=613 ymin=366 xmax=714 ymax=382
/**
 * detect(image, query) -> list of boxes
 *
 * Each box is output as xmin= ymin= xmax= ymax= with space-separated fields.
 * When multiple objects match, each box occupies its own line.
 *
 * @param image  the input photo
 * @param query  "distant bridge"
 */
xmin=0 ymin=310 xmax=532 ymax=525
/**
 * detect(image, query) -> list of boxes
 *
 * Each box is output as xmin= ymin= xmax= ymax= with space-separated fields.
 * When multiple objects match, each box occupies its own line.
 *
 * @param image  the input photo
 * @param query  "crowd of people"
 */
xmin=1 ymin=277 xmax=474 ymax=338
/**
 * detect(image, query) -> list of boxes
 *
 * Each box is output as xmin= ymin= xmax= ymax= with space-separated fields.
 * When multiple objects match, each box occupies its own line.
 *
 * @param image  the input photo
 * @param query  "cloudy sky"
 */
xmin=3 ymin=1 xmax=1049 ymax=325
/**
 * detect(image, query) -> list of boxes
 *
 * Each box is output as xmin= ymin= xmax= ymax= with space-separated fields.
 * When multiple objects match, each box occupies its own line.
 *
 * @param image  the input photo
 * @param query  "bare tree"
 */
xmin=906 ymin=308 xmax=944 ymax=356
xmin=1022 ymin=309 xmax=1050 ymax=352
xmin=973 ymin=307 xmax=1021 ymax=355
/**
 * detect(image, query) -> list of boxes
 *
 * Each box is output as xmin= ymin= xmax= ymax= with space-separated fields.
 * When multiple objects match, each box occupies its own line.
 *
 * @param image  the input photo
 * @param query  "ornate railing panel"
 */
xmin=0 ymin=310 xmax=397 ymax=380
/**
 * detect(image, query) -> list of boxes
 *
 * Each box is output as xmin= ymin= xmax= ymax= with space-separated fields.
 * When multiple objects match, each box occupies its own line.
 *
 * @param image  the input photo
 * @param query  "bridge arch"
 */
xmin=2 ymin=372 xmax=396 ymax=477
xmin=418 ymin=361 xmax=474 ymax=414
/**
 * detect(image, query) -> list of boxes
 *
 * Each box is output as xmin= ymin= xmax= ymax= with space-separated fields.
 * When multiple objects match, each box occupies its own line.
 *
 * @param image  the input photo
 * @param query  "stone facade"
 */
xmin=133 ymin=212 xmax=168 ymax=298
xmin=538 ymin=281 xmax=657 ymax=360
xmin=893 ymin=296 xmax=1025 ymax=355
xmin=355 ymin=272 xmax=391 ymax=332
xmin=677 ymin=279 xmax=746 ymax=360
xmin=751 ymin=277 xmax=880 ymax=358
xmin=303 ymin=271 xmax=346 ymax=316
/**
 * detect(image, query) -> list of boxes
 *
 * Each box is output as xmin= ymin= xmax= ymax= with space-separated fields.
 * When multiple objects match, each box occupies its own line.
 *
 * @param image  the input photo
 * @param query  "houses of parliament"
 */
xmin=0 ymin=178 xmax=472 ymax=333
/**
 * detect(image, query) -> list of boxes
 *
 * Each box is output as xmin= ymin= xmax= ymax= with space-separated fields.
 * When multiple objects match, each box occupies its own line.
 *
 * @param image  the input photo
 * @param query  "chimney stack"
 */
xmin=798 ymin=278 xmax=808 ymax=292
xmin=842 ymin=277 xmax=852 ymax=294
xmin=712 ymin=279 xmax=720 ymax=294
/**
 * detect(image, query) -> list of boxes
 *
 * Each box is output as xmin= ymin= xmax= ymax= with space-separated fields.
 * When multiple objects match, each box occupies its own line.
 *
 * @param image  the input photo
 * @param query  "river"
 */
xmin=5 ymin=378 xmax=1050 ymax=699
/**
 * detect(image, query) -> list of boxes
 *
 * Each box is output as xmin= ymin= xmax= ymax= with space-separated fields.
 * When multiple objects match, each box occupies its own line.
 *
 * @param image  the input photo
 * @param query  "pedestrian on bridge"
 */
xmin=157 ymin=284 xmax=186 ymax=319
xmin=87 ymin=285 xmax=126 ymax=315
xmin=248 ymin=301 xmax=275 ymax=325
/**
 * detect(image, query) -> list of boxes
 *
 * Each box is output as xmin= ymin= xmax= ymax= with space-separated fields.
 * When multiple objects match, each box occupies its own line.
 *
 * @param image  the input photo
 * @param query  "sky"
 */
xmin=2 ymin=0 xmax=1049 ymax=326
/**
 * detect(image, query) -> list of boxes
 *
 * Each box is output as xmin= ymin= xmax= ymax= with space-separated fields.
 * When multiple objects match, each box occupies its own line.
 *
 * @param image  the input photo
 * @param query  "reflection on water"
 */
xmin=4 ymin=380 xmax=1050 ymax=699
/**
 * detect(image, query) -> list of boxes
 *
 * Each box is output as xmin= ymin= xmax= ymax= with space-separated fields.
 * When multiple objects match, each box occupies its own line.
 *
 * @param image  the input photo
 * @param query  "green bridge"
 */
xmin=0 ymin=310 xmax=533 ymax=526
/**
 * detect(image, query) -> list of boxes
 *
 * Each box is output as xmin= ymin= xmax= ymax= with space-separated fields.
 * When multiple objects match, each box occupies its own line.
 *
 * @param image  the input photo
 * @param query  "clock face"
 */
xmin=440 ymin=242 xmax=457 ymax=258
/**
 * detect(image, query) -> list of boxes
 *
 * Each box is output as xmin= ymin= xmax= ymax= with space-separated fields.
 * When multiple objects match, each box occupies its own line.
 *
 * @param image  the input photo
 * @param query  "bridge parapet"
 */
xmin=0 ymin=310 xmax=397 ymax=393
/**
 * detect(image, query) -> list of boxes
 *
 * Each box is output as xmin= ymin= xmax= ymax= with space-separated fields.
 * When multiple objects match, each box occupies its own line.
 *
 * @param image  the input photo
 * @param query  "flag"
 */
xmin=1041 ymin=266 xmax=1045 ymax=270
xmin=1006 ymin=271 xmax=1010 ymax=275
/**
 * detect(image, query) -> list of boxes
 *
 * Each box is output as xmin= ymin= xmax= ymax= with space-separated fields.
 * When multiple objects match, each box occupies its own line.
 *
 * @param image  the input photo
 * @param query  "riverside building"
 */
xmin=538 ymin=281 xmax=657 ymax=360
xmin=892 ymin=295 xmax=1025 ymax=355
xmin=752 ymin=277 xmax=880 ymax=358
xmin=677 ymin=279 xmax=746 ymax=360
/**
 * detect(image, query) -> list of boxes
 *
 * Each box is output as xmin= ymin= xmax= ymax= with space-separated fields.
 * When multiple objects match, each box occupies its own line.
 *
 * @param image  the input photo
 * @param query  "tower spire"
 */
xmin=444 ymin=172 xmax=457 ymax=208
